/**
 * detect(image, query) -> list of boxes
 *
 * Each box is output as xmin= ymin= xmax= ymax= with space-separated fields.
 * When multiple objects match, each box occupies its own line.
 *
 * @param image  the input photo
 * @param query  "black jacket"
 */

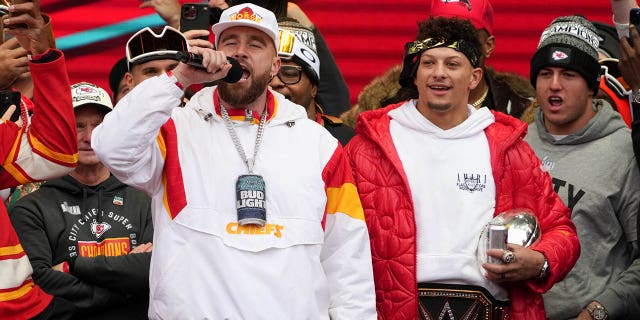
xmin=10 ymin=175 xmax=153 ymax=320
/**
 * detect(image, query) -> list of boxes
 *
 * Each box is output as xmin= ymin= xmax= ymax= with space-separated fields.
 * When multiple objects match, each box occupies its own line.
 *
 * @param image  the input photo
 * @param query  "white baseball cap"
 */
xmin=71 ymin=82 xmax=113 ymax=113
xmin=212 ymin=3 xmax=279 ymax=51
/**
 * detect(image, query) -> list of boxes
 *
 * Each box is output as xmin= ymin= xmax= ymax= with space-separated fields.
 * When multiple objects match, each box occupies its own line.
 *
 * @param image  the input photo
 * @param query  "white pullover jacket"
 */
xmin=92 ymin=73 xmax=376 ymax=320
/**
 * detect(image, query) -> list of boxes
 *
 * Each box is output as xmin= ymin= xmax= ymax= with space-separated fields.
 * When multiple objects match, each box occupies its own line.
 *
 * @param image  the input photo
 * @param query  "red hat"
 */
xmin=429 ymin=0 xmax=494 ymax=35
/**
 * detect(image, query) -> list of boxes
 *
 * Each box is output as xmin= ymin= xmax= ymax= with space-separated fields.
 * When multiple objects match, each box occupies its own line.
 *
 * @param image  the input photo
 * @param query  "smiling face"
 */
xmin=216 ymin=26 xmax=280 ymax=108
xmin=269 ymin=61 xmax=317 ymax=119
xmin=535 ymin=66 xmax=595 ymax=135
xmin=413 ymin=47 xmax=482 ymax=123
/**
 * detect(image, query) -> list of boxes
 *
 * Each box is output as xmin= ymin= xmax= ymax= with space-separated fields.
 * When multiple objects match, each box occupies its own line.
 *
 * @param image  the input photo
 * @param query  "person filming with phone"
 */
xmin=92 ymin=3 xmax=376 ymax=319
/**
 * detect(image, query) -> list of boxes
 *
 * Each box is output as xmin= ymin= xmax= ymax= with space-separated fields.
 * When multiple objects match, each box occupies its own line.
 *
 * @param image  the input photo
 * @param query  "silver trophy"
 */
xmin=477 ymin=208 xmax=540 ymax=273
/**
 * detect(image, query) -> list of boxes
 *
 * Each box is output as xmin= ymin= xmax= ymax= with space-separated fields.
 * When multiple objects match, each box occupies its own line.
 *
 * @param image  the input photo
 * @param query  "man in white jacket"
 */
xmin=91 ymin=3 xmax=376 ymax=319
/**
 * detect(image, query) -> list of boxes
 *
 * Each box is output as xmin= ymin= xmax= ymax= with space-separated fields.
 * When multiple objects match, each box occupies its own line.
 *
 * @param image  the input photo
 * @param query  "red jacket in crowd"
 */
xmin=345 ymin=103 xmax=580 ymax=320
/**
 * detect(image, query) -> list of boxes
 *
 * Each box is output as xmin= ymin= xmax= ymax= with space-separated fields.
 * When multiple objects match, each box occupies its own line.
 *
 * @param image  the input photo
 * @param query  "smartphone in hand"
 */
xmin=180 ymin=3 xmax=210 ymax=41
xmin=5 ymin=0 xmax=32 ymax=29
xmin=0 ymin=90 xmax=22 ymax=122
xmin=629 ymin=8 xmax=640 ymax=46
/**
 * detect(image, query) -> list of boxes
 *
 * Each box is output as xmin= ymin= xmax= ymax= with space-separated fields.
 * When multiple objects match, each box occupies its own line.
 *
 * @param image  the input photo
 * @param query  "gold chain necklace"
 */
xmin=471 ymin=87 xmax=489 ymax=108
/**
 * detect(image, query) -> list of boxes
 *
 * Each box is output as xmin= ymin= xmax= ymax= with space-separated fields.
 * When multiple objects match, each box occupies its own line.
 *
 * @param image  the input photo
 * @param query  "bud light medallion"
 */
xmin=236 ymin=174 xmax=266 ymax=226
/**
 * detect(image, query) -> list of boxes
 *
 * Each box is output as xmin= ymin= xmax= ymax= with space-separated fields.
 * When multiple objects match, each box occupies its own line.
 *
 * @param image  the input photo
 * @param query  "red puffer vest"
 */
xmin=346 ymin=103 xmax=580 ymax=320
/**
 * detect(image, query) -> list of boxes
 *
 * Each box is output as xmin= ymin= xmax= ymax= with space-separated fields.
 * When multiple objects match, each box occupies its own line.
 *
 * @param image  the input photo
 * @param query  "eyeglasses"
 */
xmin=126 ymin=26 xmax=188 ymax=65
xmin=276 ymin=65 xmax=303 ymax=85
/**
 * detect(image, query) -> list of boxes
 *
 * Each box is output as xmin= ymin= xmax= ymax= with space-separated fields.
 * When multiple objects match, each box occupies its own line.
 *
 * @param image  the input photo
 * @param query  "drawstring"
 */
xmin=81 ymin=187 xmax=89 ymax=222
xmin=97 ymin=188 xmax=104 ymax=221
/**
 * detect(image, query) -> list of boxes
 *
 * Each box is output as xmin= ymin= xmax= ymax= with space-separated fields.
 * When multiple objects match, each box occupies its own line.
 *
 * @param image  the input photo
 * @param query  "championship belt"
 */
xmin=417 ymin=283 xmax=509 ymax=320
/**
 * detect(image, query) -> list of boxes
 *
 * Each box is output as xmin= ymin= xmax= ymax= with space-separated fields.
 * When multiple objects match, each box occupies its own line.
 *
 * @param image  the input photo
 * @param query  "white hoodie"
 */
xmin=389 ymin=101 xmax=507 ymax=300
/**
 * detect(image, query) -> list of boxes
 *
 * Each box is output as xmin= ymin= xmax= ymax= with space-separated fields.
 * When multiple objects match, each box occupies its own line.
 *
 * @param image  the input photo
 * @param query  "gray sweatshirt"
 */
xmin=525 ymin=101 xmax=640 ymax=319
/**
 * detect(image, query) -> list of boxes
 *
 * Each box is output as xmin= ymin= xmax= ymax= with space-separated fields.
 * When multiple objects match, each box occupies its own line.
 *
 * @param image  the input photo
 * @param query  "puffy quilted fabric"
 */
xmin=346 ymin=103 xmax=580 ymax=320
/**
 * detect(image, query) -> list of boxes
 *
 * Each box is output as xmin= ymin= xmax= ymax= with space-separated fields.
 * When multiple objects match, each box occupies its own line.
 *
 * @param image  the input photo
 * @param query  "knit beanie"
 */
xmin=530 ymin=15 xmax=601 ymax=94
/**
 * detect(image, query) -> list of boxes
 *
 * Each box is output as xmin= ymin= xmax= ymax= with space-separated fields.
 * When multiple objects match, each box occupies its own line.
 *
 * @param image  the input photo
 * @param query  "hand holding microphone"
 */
xmin=176 ymin=51 xmax=242 ymax=83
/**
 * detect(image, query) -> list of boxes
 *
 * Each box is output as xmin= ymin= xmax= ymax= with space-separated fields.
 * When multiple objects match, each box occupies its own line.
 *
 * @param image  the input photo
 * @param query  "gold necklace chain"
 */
xmin=471 ymin=87 xmax=489 ymax=108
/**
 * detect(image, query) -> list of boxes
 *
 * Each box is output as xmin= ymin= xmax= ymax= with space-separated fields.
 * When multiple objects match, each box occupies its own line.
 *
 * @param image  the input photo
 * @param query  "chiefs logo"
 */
xmin=552 ymin=50 xmax=569 ymax=61
xmin=90 ymin=221 xmax=111 ymax=238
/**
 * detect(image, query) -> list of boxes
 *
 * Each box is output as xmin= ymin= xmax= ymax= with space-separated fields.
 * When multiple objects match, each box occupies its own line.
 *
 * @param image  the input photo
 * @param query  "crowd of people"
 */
xmin=0 ymin=0 xmax=639 ymax=319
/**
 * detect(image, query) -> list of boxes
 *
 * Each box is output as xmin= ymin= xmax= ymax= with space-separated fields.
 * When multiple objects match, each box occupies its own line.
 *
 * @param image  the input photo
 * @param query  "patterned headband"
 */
xmin=405 ymin=37 xmax=479 ymax=67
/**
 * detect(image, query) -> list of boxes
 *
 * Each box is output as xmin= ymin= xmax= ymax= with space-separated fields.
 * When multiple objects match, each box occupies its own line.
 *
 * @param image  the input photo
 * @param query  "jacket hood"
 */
xmin=388 ymin=101 xmax=495 ymax=139
xmin=533 ymin=100 xmax=627 ymax=145
xmin=355 ymin=100 xmax=526 ymax=145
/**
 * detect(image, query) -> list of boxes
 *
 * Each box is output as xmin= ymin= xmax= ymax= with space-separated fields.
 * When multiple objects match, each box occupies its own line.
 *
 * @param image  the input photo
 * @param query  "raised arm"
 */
xmin=0 ymin=0 xmax=77 ymax=188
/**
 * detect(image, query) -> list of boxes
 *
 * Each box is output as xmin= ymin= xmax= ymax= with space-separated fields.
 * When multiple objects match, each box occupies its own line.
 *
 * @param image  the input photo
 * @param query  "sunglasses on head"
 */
xmin=126 ymin=26 xmax=189 ymax=65
xmin=277 ymin=30 xmax=298 ymax=58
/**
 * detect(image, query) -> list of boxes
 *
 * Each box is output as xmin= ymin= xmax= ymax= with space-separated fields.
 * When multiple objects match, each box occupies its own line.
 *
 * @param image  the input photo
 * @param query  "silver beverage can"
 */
xmin=487 ymin=222 xmax=507 ymax=264
xmin=236 ymin=174 xmax=267 ymax=227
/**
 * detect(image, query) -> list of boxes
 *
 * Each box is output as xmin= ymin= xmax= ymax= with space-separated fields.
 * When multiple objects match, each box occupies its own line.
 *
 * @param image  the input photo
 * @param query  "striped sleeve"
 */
xmin=322 ymin=144 xmax=365 ymax=223
xmin=320 ymin=144 xmax=377 ymax=319
xmin=0 ymin=208 xmax=52 ymax=318
xmin=0 ymin=50 xmax=74 ymax=318
xmin=0 ymin=51 xmax=78 ymax=189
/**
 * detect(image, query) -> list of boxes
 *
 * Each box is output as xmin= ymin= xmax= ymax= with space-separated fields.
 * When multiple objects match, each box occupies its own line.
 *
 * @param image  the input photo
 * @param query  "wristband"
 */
xmin=62 ymin=261 xmax=69 ymax=273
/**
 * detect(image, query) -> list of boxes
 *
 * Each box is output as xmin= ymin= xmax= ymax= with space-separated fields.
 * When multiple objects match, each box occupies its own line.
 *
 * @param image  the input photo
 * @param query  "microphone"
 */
xmin=175 ymin=52 xmax=242 ymax=83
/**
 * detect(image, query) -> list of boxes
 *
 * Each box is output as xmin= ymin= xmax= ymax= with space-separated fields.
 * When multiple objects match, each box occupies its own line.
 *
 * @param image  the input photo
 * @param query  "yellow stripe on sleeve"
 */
xmin=156 ymin=133 xmax=173 ymax=217
xmin=29 ymin=134 xmax=79 ymax=165
xmin=326 ymin=182 xmax=365 ymax=221
xmin=0 ymin=244 xmax=23 ymax=257
xmin=0 ymin=282 xmax=34 ymax=302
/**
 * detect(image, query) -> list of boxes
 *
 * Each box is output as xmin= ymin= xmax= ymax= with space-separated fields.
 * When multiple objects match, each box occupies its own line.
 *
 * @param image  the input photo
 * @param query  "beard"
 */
xmin=218 ymin=69 xmax=271 ymax=108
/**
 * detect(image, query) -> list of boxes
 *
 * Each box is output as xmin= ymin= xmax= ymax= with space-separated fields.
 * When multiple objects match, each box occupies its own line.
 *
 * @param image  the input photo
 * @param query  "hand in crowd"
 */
xmin=172 ymin=47 xmax=231 ymax=88
xmin=139 ymin=0 xmax=181 ymax=29
xmin=130 ymin=242 xmax=153 ymax=254
xmin=183 ymin=29 xmax=213 ymax=50
xmin=0 ymin=38 xmax=28 ymax=89
xmin=286 ymin=2 xmax=313 ymax=28
xmin=51 ymin=261 xmax=65 ymax=272
xmin=620 ymin=25 xmax=640 ymax=91
xmin=576 ymin=309 xmax=594 ymax=320
xmin=2 ymin=0 xmax=49 ymax=55
xmin=482 ymin=244 xmax=546 ymax=282
xmin=1 ymin=103 xmax=23 ymax=127
xmin=208 ymin=0 xmax=228 ymax=10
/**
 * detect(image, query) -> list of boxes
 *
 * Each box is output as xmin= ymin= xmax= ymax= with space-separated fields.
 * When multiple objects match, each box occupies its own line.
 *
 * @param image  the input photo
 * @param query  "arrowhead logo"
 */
xmin=90 ymin=221 xmax=111 ymax=238
xmin=552 ymin=50 xmax=569 ymax=61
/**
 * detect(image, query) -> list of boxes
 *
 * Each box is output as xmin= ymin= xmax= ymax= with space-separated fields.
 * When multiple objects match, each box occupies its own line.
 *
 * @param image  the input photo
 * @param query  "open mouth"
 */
xmin=241 ymin=68 xmax=250 ymax=80
xmin=428 ymin=84 xmax=451 ymax=94
xmin=548 ymin=96 xmax=563 ymax=107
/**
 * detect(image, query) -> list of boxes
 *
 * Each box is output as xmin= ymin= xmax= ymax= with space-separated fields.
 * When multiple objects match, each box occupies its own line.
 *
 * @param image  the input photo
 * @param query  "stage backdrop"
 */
xmin=47 ymin=0 xmax=613 ymax=107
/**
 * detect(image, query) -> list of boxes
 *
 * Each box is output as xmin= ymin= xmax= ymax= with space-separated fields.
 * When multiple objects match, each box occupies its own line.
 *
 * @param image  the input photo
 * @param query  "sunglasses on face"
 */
xmin=126 ymin=26 xmax=189 ymax=65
